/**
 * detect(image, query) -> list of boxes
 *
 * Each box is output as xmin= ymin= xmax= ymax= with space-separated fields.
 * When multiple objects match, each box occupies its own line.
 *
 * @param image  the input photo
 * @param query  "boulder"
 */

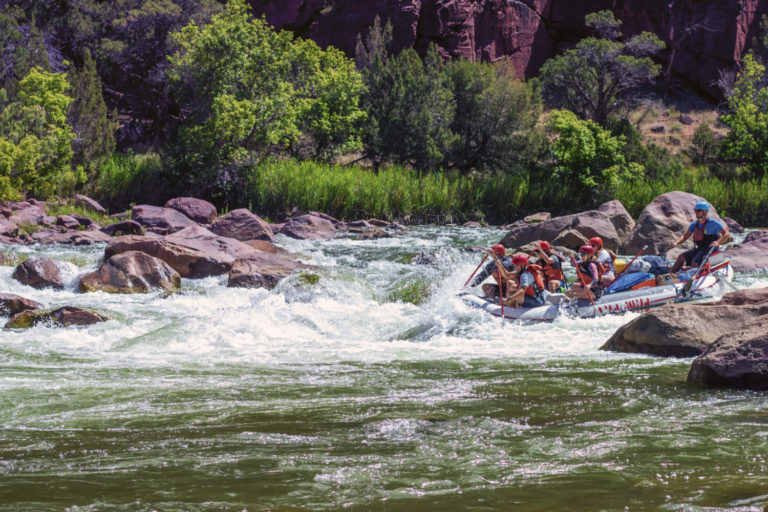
xmin=70 ymin=231 xmax=112 ymax=245
xmin=131 ymin=205 xmax=198 ymax=235
xmin=718 ymin=288 xmax=768 ymax=306
xmin=100 ymin=220 xmax=145 ymax=237
xmin=227 ymin=253 xmax=308 ymax=289
xmin=70 ymin=214 xmax=98 ymax=229
xmin=210 ymin=208 xmax=274 ymax=241
xmin=601 ymin=300 xmax=768 ymax=357
xmin=6 ymin=200 xmax=46 ymax=225
xmin=0 ymin=293 xmax=43 ymax=316
xmin=308 ymin=211 xmax=344 ymax=227
xmin=743 ymin=230 xmax=768 ymax=244
xmin=678 ymin=113 xmax=695 ymax=125
xmin=361 ymin=228 xmax=392 ymax=240
xmin=463 ymin=221 xmax=482 ymax=228
xmin=727 ymin=237 xmax=768 ymax=272
xmin=523 ymin=212 xmax=551 ymax=223
xmin=12 ymin=258 xmax=67 ymax=289
xmin=367 ymin=218 xmax=391 ymax=228
xmin=164 ymin=197 xmax=217 ymax=224
xmin=56 ymin=215 xmax=81 ymax=230
xmin=0 ymin=218 xmax=18 ymax=237
xmin=500 ymin=210 xmax=619 ymax=251
xmin=722 ymin=217 xmax=744 ymax=234
xmin=79 ymin=251 xmax=181 ymax=293
xmin=688 ymin=316 xmax=768 ymax=390
xmin=280 ymin=214 xmax=337 ymax=240
xmin=242 ymin=239 xmax=291 ymax=256
xmin=5 ymin=306 xmax=107 ymax=329
xmin=411 ymin=252 xmax=438 ymax=265
xmin=347 ymin=220 xmax=373 ymax=229
xmin=551 ymin=229 xmax=588 ymax=250
xmin=597 ymin=200 xmax=635 ymax=243
xmin=74 ymin=194 xmax=107 ymax=214
xmin=620 ymin=191 xmax=725 ymax=256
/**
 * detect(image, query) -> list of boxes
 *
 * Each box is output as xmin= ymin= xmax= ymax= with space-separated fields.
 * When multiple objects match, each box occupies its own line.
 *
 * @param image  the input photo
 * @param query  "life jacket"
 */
xmin=692 ymin=218 xmax=720 ymax=249
xmin=578 ymin=260 xmax=604 ymax=287
xmin=539 ymin=254 xmax=565 ymax=282
xmin=516 ymin=264 xmax=546 ymax=297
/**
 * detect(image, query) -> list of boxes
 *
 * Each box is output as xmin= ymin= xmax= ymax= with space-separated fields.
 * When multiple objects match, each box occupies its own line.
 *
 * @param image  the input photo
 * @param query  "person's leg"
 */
xmin=482 ymin=283 xmax=499 ymax=298
xmin=670 ymin=253 xmax=686 ymax=273
xmin=522 ymin=294 xmax=545 ymax=308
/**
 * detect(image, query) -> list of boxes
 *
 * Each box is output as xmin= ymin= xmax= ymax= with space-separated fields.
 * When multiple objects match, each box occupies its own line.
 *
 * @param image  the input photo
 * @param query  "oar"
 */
xmin=497 ymin=272 xmax=505 ymax=322
xmin=463 ymin=254 xmax=488 ymax=287
xmin=605 ymin=245 xmax=647 ymax=292
xmin=680 ymin=246 xmax=717 ymax=297
xmin=571 ymin=255 xmax=597 ymax=317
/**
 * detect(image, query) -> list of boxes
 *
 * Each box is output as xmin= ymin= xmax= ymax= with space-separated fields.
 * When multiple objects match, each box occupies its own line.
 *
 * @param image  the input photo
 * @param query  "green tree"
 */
xmin=444 ymin=58 xmax=541 ymax=174
xmin=720 ymin=54 xmax=768 ymax=177
xmin=547 ymin=109 xmax=642 ymax=203
xmin=539 ymin=10 xmax=664 ymax=125
xmin=68 ymin=48 xmax=117 ymax=181
xmin=0 ymin=8 xmax=49 ymax=100
xmin=0 ymin=67 xmax=82 ymax=199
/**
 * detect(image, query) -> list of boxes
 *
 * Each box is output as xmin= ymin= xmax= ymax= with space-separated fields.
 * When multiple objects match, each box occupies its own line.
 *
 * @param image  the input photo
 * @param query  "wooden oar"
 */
xmin=571 ymin=255 xmax=596 ymax=317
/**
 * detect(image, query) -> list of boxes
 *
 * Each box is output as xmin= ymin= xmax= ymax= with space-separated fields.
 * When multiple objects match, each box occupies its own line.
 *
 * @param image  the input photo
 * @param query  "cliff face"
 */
xmin=250 ymin=0 xmax=768 ymax=98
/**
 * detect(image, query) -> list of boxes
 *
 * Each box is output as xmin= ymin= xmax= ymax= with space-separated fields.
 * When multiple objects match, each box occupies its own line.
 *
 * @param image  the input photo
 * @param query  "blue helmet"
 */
xmin=694 ymin=201 xmax=710 ymax=212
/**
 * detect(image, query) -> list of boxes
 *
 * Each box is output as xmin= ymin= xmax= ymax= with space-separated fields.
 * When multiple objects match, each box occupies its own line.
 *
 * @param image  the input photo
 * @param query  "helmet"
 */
xmin=694 ymin=201 xmax=710 ymax=212
xmin=491 ymin=244 xmax=505 ymax=256
xmin=511 ymin=254 xmax=529 ymax=266
xmin=579 ymin=245 xmax=594 ymax=255
xmin=538 ymin=241 xmax=551 ymax=252
xmin=589 ymin=237 xmax=603 ymax=247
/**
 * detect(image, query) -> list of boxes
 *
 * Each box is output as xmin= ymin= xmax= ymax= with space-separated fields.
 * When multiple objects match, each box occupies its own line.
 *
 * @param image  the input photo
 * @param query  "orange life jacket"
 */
xmin=539 ymin=255 xmax=565 ymax=282
xmin=516 ymin=264 xmax=546 ymax=296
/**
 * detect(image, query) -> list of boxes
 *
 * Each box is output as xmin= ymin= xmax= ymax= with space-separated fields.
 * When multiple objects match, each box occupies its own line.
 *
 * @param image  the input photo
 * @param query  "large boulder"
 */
xmin=727 ymin=237 xmax=768 ymax=272
xmin=722 ymin=217 xmax=744 ymax=234
xmin=165 ymin=197 xmax=217 ymax=224
xmin=131 ymin=205 xmax=198 ymax=235
xmin=280 ymin=214 xmax=337 ymax=240
xmin=12 ymin=258 xmax=68 ymax=289
xmin=5 ymin=200 xmax=46 ymax=224
xmin=500 ymin=210 xmax=619 ymax=251
xmin=227 ymin=253 xmax=308 ymax=289
xmin=79 ymin=251 xmax=181 ymax=293
xmin=0 ymin=218 xmax=18 ymax=237
xmin=601 ymin=300 xmax=768 ymax=357
xmin=620 ymin=191 xmax=724 ymax=256
xmin=597 ymin=200 xmax=635 ymax=243
xmin=688 ymin=316 xmax=768 ymax=389
xmin=100 ymin=220 xmax=145 ymax=237
xmin=210 ymin=208 xmax=274 ymax=241
xmin=0 ymin=293 xmax=43 ymax=316
xmin=744 ymin=230 xmax=768 ymax=244
xmin=242 ymin=239 xmax=291 ymax=256
xmin=5 ymin=306 xmax=107 ymax=329
xmin=73 ymin=194 xmax=107 ymax=215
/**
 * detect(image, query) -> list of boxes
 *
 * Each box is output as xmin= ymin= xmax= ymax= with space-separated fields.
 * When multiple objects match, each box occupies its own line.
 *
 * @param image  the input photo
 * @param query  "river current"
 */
xmin=1 ymin=226 xmax=767 ymax=511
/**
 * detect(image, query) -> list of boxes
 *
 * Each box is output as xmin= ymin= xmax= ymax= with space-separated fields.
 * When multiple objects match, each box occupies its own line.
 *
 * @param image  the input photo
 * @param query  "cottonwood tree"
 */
xmin=539 ymin=10 xmax=664 ymax=125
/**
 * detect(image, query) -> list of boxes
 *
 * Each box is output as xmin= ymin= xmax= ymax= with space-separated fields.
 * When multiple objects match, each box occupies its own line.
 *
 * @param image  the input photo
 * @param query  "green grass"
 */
xmin=93 ymin=151 xmax=165 ymax=210
xmin=47 ymin=202 xmax=121 ymax=226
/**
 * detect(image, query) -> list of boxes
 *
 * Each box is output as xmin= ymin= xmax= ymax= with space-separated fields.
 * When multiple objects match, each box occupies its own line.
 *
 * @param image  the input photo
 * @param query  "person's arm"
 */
xmin=588 ymin=262 xmax=600 ymax=287
xmin=671 ymin=229 xmax=693 ymax=249
xmin=713 ymin=227 xmax=730 ymax=247
xmin=470 ymin=261 xmax=494 ymax=287
xmin=536 ymin=248 xmax=555 ymax=265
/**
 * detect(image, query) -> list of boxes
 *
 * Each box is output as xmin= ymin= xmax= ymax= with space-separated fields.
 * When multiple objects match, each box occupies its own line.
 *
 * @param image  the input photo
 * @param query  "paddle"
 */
xmin=571 ymin=255 xmax=596 ymax=317
xmin=605 ymin=245 xmax=647 ymax=292
xmin=463 ymin=254 xmax=488 ymax=287
xmin=680 ymin=245 xmax=717 ymax=297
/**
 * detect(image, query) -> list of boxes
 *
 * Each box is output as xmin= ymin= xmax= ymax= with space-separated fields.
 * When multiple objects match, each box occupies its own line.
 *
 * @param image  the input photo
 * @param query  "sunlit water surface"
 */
xmin=1 ymin=227 xmax=767 ymax=511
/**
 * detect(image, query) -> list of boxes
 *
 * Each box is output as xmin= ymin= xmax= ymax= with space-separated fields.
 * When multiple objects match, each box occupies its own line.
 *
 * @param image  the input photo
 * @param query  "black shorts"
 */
xmin=682 ymin=247 xmax=708 ymax=266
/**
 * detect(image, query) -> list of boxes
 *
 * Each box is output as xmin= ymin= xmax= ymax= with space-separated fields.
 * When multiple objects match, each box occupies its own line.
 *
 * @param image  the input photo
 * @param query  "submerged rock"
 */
xmin=5 ymin=306 xmax=107 ymax=329
xmin=79 ymin=251 xmax=181 ymax=293
xmin=0 ymin=293 xmax=43 ymax=316
xmin=12 ymin=258 xmax=67 ymax=290
xmin=227 ymin=253 xmax=307 ymax=289
xmin=688 ymin=316 xmax=768 ymax=390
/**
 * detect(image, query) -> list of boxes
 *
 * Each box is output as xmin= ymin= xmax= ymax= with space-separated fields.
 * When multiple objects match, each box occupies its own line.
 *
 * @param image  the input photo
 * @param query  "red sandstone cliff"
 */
xmin=249 ymin=0 xmax=768 ymax=98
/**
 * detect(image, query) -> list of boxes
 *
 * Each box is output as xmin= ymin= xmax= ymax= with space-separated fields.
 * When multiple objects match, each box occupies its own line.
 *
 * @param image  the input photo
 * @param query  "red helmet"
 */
xmin=539 ymin=241 xmax=551 ymax=252
xmin=491 ymin=244 xmax=505 ymax=256
xmin=511 ymin=253 xmax=529 ymax=266
xmin=589 ymin=237 xmax=603 ymax=248
xmin=579 ymin=245 xmax=595 ymax=255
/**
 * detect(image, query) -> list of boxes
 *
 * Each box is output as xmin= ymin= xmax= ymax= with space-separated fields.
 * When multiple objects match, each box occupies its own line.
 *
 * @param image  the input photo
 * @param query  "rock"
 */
xmin=650 ymin=125 xmax=665 ymax=133
xmin=70 ymin=214 xmax=98 ymax=228
xmin=500 ymin=210 xmax=619 ymax=251
xmin=367 ymin=218 xmax=391 ymax=228
xmin=100 ymin=220 xmax=145 ymax=237
xmin=56 ymin=215 xmax=81 ymax=230
xmin=551 ymin=229 xmax=588 ymax=250
xmin=411 ymin=252 xmax=438 ymax=265
xmin=719 ymin=288 xmax=768 ymax=306
xmin=688 ymin=316 xmax=768 ymax=390
xmin=12 ymin=258 xmax=67 ymax=289
xmin=722 ymin=217 xmax=744 ymax=234
xmin=523 ymin=212 xmax=550 ymax=223
xmin=597 ymin=200 xmax=635 ymax=243
xmin=361 ymin=228 xmax=392 ymax=240
xmin=727 ymin=237 xmax=768 ymax=272
xmin=601 ymin=301 xmax=768 ymax=357
xmin=227 ymin=253 xmax=307 ymax=289
xmin=0 ymin=293 xmax=43 ymax=316
xmin=209 ymin=208 xmax=274 ymax=241
xmin=280 ymin=214 xmax=337 ymax=240
xmin=164 ymin=197 xmax=218 ymax=224
xmin=620 ymin=191 xmax=725 ymax=256
xmin=110 ymin=211 xmax=130 ymax=220
xmin=131 ymin=204 xmax=198 ymax=235
xmin=463 ymin=221 xmax=482 ymax=228
xmin=5 ymin=306 xmax=107 ymax=329
xmin=744 ymin=230 xmax=768 ymax=244
xmin=347 ymin=220 xmax=373 ymax=229
xmin=678 ymin=113 xmax=695 ymax=125
xmin=6 ymin=200 xmax=46 ymax=225
xmin=70 ymin=231 xmax=112 ymax=245
xmin=74 ymin=194 xmax=107 ymax=214
xmin=308 ymin=211 xmax=344 ymax=227
xmin=0 ymin=218 xmax=18 ymax=237
xmin=79 ymin=251 xmax=181 ymax=293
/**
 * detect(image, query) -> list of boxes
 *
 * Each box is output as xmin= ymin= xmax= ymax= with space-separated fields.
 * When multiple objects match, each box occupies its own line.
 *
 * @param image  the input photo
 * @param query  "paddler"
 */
xmin=534 ymin=241 xmax=565 ymax=292
xmin=496 ymin=253 xmax=546 ymax=308
xmin=469 ymin=244 xmax=515 ymax=299
xmin=566 ymin=245 xmax=604 ymax=300
xmin=589 ymin=236 xmax=616 ymax=286
xmin=669 ymin=201 xmax=730 ymax=273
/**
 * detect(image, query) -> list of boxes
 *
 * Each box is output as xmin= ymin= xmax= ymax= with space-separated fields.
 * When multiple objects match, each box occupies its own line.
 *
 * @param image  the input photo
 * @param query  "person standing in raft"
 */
xmin=470 ymin=244 xmax=515 ymax=299
xmin=669 ymin=201 xmax=730 ymax=273
xmin=534 ymin=241 xmax=565 ymax=292
xmin=491 ymin=253 xmax=546 ymax=308
xmin=566 ymin=245 xmax=604 ymax=300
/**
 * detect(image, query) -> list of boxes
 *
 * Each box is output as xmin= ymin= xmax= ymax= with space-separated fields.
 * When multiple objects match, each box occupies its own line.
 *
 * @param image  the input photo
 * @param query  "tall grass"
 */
xmin=93 ymin=152 xmax=166 ymax=210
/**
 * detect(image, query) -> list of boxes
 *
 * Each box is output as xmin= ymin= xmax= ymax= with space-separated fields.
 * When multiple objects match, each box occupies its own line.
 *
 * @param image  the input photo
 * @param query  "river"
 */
xmin=1 ymin=227 xmax=767 ymax=511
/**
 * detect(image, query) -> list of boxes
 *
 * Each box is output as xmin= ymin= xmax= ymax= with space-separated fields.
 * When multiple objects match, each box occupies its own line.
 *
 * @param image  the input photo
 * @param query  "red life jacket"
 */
xmin=539 ymin=255 xmax=564 ymax=282
xmin=516 ymin=264 xmax=546 ymax=296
